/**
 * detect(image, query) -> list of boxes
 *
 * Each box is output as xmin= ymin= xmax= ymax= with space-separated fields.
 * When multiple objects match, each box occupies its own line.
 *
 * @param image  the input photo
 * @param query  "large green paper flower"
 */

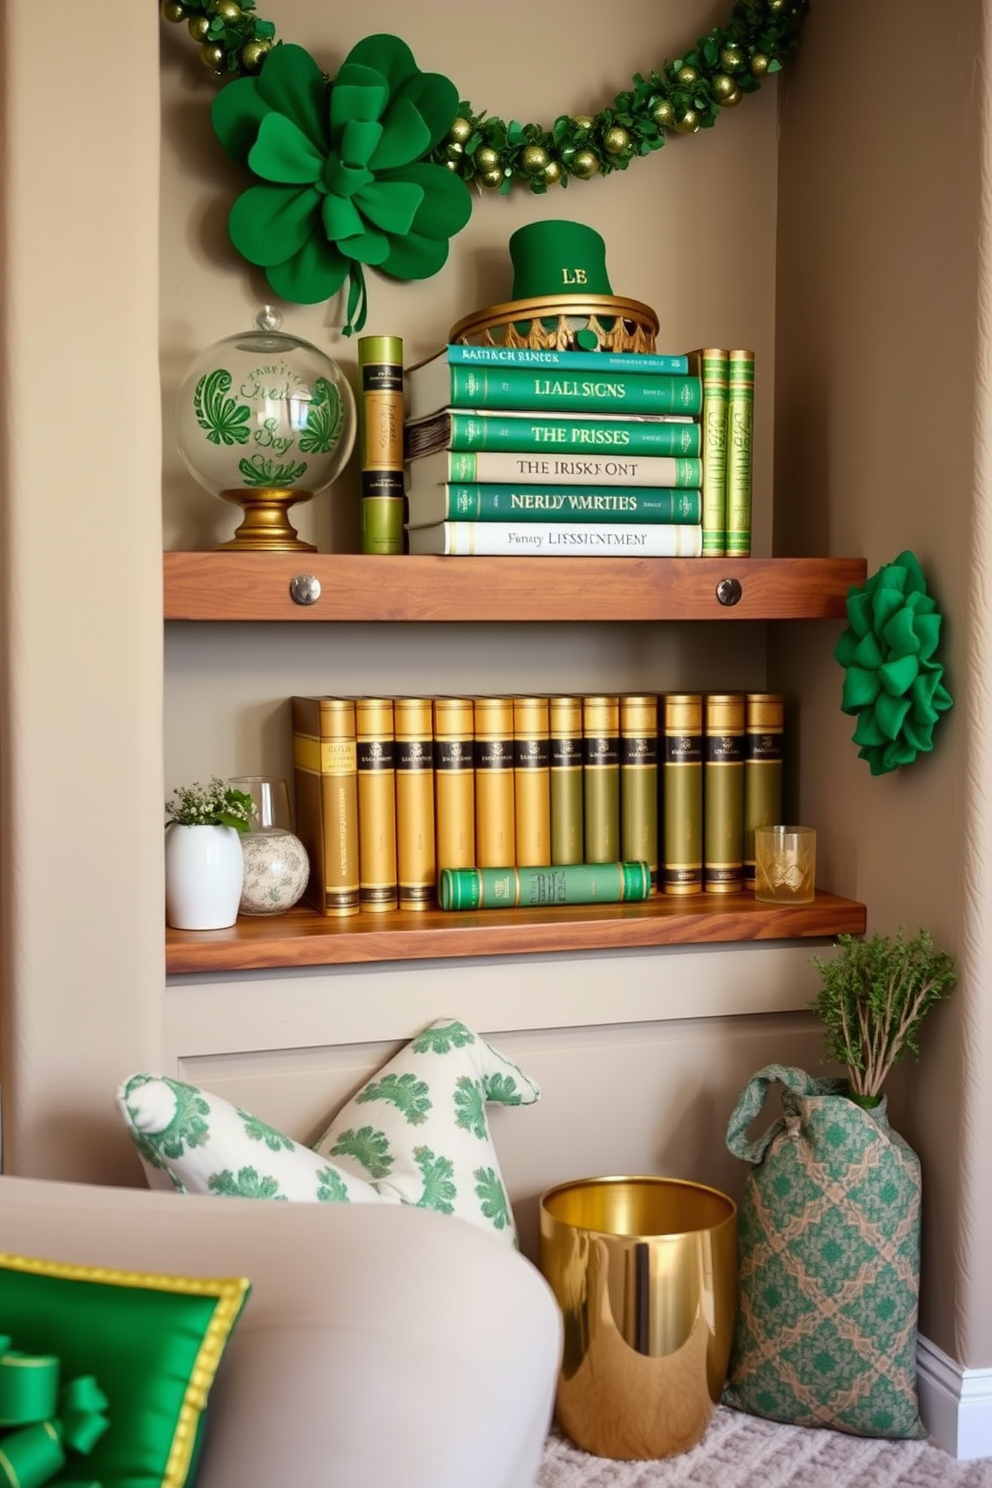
xmin=834 ymin=550 xmax=953 ymax=776
xmin=211 ymin=35 xmax=472 ymax=333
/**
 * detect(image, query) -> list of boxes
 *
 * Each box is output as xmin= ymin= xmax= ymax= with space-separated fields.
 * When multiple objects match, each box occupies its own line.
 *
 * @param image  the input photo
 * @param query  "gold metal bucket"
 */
xmin=539 ymin=1175 xmax=738 ymax=1460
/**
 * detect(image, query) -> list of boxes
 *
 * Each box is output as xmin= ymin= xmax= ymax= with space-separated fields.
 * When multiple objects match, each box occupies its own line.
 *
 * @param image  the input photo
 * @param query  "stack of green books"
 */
xmin=403 ymin=344 xmax=711 ymax=557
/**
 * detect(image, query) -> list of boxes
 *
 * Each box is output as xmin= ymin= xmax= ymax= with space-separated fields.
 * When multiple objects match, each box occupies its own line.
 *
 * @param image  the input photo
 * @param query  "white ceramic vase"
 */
xmin=165 ymin=823 xmax=245 ymax=930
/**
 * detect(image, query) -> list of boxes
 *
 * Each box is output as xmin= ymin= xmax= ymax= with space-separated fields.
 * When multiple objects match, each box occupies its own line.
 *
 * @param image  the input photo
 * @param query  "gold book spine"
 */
xmin=358 ymin=335 xmax=405 ymax=555
xmin=513 ymin=696 xmax=551 ymax=867
xmin=620 ymin=693 xmax=659 ymax=894
xmin=394 ymin=696 xmax=436 ymax=910
xmin=550 ymin=695 xmax=584 ymax=866
xmin=663 ymin=692 xmax=702 ymax=896
xmin=356 ymin=697 xmax=398 ymax=911
xmin=433 ymin=697 xmax=476 ymax=870
xmin=291 ymin=696 xmax=360 ymax=917
xmin=744 ymin=692 xmax=784 ymax=886
xmin=474 ymin=697 xmax=516 ymax=867
xmin=704 ymin=692 xmax=745 ymax=895
xmin=583 ymin=694 xmax=620 ymax=864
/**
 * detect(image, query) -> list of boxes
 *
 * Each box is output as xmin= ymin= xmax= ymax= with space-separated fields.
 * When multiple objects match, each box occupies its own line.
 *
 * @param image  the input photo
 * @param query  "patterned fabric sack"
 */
xmin=722 ymin=1063 xmax=926 ymax=1439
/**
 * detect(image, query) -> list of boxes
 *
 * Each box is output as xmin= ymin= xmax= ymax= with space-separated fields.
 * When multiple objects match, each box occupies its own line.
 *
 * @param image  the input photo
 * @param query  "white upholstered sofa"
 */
xmin=0 ymin=1173 xmax=563 ymax=1488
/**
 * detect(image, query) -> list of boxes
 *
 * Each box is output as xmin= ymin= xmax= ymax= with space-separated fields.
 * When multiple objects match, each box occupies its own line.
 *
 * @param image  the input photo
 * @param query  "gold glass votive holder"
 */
xmin=753 ymin=824 xmax=816 ymax=905
xmin=538 ymin=1175 xmax=737 ymax=1461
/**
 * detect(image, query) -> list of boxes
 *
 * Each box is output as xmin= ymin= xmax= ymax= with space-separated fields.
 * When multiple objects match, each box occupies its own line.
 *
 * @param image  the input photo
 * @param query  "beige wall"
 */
xmin=3 ymin=0 xmax=991 ymax=1372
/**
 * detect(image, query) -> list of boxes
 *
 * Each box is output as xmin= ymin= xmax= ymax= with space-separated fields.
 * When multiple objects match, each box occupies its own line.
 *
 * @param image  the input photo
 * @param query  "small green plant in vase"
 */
xmin=810 ymin=926 xmax=957 ymax=1106
xmin=165 ymin=777 xmax=255 ymax=832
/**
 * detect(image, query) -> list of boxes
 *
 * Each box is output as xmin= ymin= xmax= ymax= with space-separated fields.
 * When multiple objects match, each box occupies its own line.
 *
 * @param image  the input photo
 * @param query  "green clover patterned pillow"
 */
xmin=311 ymin=1016 xmax=540 ymax=1246
xmin=115 ymin=1072 xmax=384 ymax=1204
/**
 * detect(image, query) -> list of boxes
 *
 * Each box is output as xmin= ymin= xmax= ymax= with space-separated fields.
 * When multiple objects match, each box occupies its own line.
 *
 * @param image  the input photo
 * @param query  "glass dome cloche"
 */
xmin=174 ymin=307 xmax=357 ymax=551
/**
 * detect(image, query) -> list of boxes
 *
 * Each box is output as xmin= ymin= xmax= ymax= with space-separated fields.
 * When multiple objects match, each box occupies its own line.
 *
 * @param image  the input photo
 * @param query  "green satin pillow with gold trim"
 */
xmin=0 ymin=1252 xmax=249 ymax=1487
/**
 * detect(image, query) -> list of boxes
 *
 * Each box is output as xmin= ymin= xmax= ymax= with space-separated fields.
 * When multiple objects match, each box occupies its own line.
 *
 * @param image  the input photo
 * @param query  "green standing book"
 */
xmin=549 ymin=696 xmax=584 ymax=866
xmin=406 ymin=446 xmax=703 ymax=492
xmin=662 ymin=693 xmax=703 ymax=896
xmin=726 ymin=349 xmax=754 ymax=558
xmin=405 ymin=360 xmax=703 ymax=422
xmin=688 ymin=348 xmax=729 ymax=557
xmin=703 ymin=692 xmax=745 ymax=895
xmin=620 ymin=694 xmax=659 ymax=894
xmin=404 ymin=408 xmax=700 ymax=461
xmin=406 ymin=483 xmax=703 ymax=529
xmin=583 ymin=695 xmax=620 ymax=864
xmin=358 ymin=335 xmax=405 ymax=555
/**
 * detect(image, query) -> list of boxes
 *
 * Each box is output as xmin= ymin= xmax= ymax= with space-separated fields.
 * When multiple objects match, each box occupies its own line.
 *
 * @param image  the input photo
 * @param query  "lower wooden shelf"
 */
xmin=166 ymin=889 xmax=867 ymax=975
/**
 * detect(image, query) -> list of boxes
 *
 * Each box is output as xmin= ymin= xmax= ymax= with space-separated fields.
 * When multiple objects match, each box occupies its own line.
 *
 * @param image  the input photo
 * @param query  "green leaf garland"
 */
xmin=160 ymin=0 xmax=810 ymax=194
xmin=834 ymin=551 xmax=953 ymax=776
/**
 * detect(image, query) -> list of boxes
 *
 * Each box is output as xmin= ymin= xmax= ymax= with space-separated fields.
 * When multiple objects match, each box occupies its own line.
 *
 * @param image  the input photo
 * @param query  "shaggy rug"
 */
xmin=537 ymin=1409 xmax=992 ymax=1487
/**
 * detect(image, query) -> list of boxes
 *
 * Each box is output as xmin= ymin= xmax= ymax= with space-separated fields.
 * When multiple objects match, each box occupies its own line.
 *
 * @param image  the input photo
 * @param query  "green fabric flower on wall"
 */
xmin=835 ymin=550 xmax=953 ymax=776
xmin=211 ymin=35 xmax=472 ymax=333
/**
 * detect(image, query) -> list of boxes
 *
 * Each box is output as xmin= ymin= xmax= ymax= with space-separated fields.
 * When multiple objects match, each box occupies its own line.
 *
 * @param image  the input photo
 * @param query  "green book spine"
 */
xmin=703 ymin=693 xmax=745 ymax=895
xmin=726 ymin=349 xmax=754 ymax=558
xmin=474 ymin=697 xmax=516 ymax=868
xmin=689 ymin=348 xmax=729 ymax=557
xmin=620 ymin=694 xmax=659 ymax=894
xmin=405 ymin=411 xmax=701 ymax=461
xmin=410 ymin=484 xmax=702 ymax=526
xmin=662 ymin=693 xmax=703 ymax=896
xmin=513 ymin=696 xmax=551 ymax=867
xmin=583 ymin=695 xmax=620 ymax=864
xmin=406 ymin=522 xmax=703 ymax=557
xmin=439 ymin=861 xmax=651 ymax=911
xmin=356 ymin=697 xmax=398 ymax=911
xmin=744 ymin=693 xmax=784 ymax=886
xmin=409 ymin=364 xmax=703 ymax=421
xmin=358 ymin=336 xmax=405 ymax=555
xmin=434 ymin=343 xmax=691 ymax=375
xmin=550 ymin=696 xmax=584 ymax=866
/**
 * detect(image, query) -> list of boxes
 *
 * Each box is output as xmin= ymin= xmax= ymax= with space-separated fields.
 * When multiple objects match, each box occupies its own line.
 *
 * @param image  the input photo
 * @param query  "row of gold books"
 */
xmin=291 ymin=692 xmax=783 ymax=916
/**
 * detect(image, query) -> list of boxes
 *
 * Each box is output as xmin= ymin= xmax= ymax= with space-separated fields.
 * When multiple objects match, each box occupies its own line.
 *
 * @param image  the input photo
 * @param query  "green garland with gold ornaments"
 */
xmin=160 ymin=0 xmax=809 ymax=195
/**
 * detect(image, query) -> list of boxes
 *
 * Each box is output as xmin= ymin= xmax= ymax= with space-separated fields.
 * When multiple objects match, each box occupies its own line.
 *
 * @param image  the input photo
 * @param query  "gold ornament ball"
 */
xmin=479 ymin=168 xmax=504 ymax=189
xmin=721 ymin=87 xmax=743 ymax=107
xmin=572 ymin=115 xmax=594 ymax=131
xmin=160 ymin=0 xmax=186 ymax=21
xmin=449 ymin=117 xmax=473 ymax=145
xmin=652 ymin=99 xmax=676 ymax=128
xmin=675 ymin=65 xmax=699 ymax=86
xmin=241 ymin=39 xmax=270 ymax=70
xmin=603 ymin=126 xmax=629 ymax=156
xmin=446 ymin=141 xmax=465 ymax=161
xmin=768 ymin=0 xmax=787 ymax=12
xmin=476 ymin=146 xmax=500 ymax=172
xmin=571 ymin=150 xmax=599 ymax=179
xmin=543 ymin=159 xmax=562 ymax=186
xmin=522 ymin=145 xmax=549 ymax=174
xmin=711 ymin=73 xmax=736 ymax=102
xmin=674 ymin=108 xmax=700 ymax=134
xmin=212 ymin=0 xmax=242 ymax=21
xmin=199 ymin=41 xmax=226 ymax=71
xmin=720 ymin=45 xmax=744 ymax=73
xmin=187 ymin=14 xmax=211 ymax=41
xmin=750 ymin=52 xmax=770 ymax=76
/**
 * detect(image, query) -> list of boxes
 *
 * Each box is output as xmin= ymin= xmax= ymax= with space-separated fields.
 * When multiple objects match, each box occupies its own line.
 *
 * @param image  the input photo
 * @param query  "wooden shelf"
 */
xmin=166 ymin=889 xmax=866 ymax=975
xmin=164 ymin=552 xmax=866 ymax=623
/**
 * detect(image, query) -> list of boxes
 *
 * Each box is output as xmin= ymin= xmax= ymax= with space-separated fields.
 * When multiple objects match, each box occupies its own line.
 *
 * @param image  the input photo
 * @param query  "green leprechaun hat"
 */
xmin=448 ymin=217 xmax=658 ymax=352
xmin=508 ymin=219 xmax=614 ymax=299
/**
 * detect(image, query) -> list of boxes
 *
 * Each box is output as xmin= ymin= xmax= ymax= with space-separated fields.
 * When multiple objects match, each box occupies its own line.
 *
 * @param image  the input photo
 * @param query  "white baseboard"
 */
xmin=917 ymin=1335 xmax=992 ymax=1459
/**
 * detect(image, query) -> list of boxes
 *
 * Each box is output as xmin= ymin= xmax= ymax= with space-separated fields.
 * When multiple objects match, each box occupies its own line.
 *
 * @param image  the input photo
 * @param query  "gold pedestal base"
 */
xmin=450 ymin=294 xmax=659 ymax=354
xmin=217 ymin=487 xmax=316 ymax=552
xmin=539 ymin=1175 xmax=737 ymax=1461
